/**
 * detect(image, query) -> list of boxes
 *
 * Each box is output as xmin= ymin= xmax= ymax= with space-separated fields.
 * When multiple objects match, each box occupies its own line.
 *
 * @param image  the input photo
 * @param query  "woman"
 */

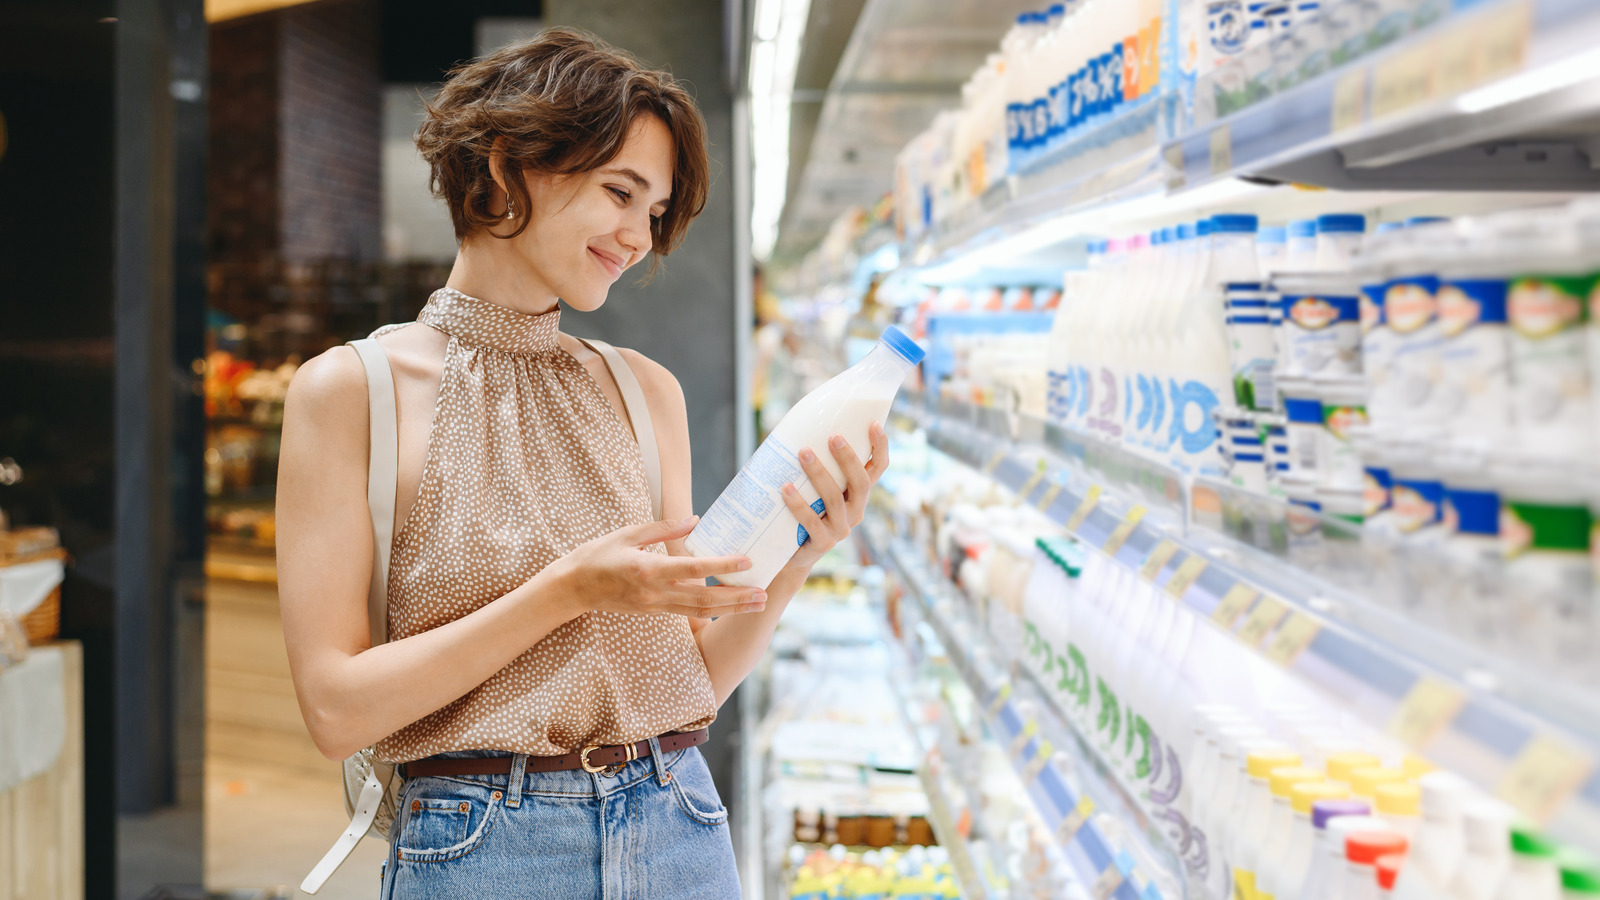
xmin=276 ymin=29 xmax=889 ymax=898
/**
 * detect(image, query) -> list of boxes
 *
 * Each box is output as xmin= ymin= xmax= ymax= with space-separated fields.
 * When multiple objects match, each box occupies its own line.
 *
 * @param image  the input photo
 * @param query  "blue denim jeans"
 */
xmin=378 ymin=737 xmax=740 ymax=899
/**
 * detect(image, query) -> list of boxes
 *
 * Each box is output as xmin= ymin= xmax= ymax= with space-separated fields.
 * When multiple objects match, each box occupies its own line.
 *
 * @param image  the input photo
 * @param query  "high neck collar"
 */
xmin=418 ymin=287 xmax=562 ymax=355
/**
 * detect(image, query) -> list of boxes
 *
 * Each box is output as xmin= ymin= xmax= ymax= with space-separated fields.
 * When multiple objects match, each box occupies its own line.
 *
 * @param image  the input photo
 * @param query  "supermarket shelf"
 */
xmin=869 ymin=523 xmax=1183 ymax=900
xmin=891 ymin=392 xmax=1600 ymax=849
xmin=914 ymin=764 xmax=989 ymax=900
xmin=1168 ymin=0 xmax=1600 ymax=192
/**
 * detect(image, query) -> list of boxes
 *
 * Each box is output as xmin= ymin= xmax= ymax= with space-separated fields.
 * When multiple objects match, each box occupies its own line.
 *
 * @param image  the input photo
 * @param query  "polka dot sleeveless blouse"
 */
xmin=372 ymin=287 xmax=716 ymax=762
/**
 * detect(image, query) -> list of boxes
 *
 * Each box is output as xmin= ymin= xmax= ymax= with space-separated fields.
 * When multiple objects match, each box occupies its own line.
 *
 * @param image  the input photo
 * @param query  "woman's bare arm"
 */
xmin=278 ymin=347 xmax=759 ymax=760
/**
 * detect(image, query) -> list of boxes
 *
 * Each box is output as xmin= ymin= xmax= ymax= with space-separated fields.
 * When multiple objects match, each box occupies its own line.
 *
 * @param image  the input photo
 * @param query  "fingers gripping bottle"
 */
xmin=686 ymin=327 xmax=925 ymax=588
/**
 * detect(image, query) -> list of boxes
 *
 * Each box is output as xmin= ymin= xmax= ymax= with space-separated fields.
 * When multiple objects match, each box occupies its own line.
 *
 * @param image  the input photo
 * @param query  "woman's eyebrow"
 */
xmin=600 ymin=167 xmax=652 ymax=191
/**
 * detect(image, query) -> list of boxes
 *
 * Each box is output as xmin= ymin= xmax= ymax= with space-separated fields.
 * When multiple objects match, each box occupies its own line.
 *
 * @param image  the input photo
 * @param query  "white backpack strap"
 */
xmin=302 ymin=339 xmax=398 ymax=895
xmin=349 ymin=338 xmax=397 ymax=649
xmin=580 ymin=339 xmax=663 ymax=521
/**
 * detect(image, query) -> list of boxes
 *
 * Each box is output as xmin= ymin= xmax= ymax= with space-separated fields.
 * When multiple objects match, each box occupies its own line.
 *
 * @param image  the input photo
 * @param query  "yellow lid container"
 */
xmin=1375 ymin=781 xmax=1422 ymax=816
xmin=1326 ymin=751 xmax=1382 ymax=784
xmin=1247 ymin=749 xmax=1303 ymax=779
xmin=1350 ymin=766 xmax=1408 ymax=798
xmin=1270 ymin=765 xmax=1327 ymax=797
xmin=1291 ymin=781 xmax=1351 ymax=814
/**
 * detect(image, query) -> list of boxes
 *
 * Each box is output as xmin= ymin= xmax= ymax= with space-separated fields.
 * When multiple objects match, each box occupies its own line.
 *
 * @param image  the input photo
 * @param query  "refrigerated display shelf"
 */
xmin=890 ymin=392 xmax=1600 ymax=848
xmin=1169 ymin=0 xmax=1600 ymax=193
xmin=868 ymin=522 xmax=1182 ymax=900
xmin=915 ymin=764 xmax=990 ymax=900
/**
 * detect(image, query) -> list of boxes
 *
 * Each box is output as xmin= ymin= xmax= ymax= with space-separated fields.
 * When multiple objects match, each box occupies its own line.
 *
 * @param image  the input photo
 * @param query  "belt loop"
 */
xmin=506 ymin=753 xmax=528 ymax=808
xmin=648 ymin=735 xmax=672 ymax=786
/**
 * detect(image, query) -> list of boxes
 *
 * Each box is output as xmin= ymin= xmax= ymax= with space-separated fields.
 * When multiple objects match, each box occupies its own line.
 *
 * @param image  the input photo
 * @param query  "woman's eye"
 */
xmin=608 ymin=186 xmax=630 ymax=203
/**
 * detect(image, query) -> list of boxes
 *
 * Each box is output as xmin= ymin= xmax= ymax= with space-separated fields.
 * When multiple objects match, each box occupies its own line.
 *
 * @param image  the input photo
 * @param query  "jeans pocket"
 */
xmin=668 ymin=754 xmax=729 ymax=826
xmin=394 ymin=779 xmax=502 ymax=862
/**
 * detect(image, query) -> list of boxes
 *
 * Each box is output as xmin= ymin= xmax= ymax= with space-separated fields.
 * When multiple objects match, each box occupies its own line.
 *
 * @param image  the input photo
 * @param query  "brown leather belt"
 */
xmin=398 ymin=728 xmax=710 ymax=778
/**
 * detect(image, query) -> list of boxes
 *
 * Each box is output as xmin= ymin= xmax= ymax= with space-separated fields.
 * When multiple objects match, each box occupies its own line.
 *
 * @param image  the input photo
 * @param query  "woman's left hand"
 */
xmin=779 ymin=421 xmax=890 ymax=572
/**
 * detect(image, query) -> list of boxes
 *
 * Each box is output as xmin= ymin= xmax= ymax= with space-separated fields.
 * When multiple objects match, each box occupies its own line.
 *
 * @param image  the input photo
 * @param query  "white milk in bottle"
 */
xmin=687 ymin=327 xmax=925 ymax=587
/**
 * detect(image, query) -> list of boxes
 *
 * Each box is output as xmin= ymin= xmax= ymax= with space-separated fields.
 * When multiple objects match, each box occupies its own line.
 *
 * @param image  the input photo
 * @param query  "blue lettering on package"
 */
xmin=795 ymin=498 xmax=827 ymax=546
xmin=1068 ymin=70 xmax=1084 ymax=130
xmin=1006 ymin=103 xmax=1023 ymax=150
xmin=1151 ymin=378 xmax=1167 ymax=448
xmin=1084 ymin=58 xmax=1102 ymax=118
xmin=1283 ymin=396 xmax=1323 ymax=424
xmin=1109 ymin=45 xmax=1125 ymax=108
xmin=1124 ymin=375 xmax=1134 ymax=423
xmin=1077 ymin=365 xmax=1094 ymax=420
xmin=1444 ymin=278 xmax=1509 ymax=324
xmin=1061 ymin=369 xmax=1077 ymax=420
xmin=1445 ymin=487 xmax=1500 ymax=536
xmin=1169 ymin=379 xmax=1221 ymax=454
xmin=1136 ymin=375 xmax=1154 ymax=430
xmin=1032 ymin=98 xmax=1050 ymax=149
xmin=1047 ymin=83 xmax=1062 ymax=141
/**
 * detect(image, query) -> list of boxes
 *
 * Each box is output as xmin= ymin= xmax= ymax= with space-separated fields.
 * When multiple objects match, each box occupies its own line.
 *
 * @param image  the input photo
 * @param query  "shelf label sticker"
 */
xmin=1496 ymin=735 xmax=1595 ymax=824
xmin=1332 ymin=68 xmax=1367 ymax=133
xmin=1164 ymin=143 xmax=1187 ymax=191
xmin=982 ymin=449 xmax=1007 ymax=475
xmin=1064 ymin=485 xmax=1103 ymax=532
xmin=1055 ymin=795 xmax=1095 ymax=845
xmin=1237 ymin=594 xmax=1288 ymax=647
xmin=1102 ymin=505 xmax=1148 ymax=556
xmin=1212 ymin=583 xmax=1260 ymax=629
xmin=1016 ymin=459 xmax=1048 ymax=503
xmin=986 ymin=683 xmax=1012 ymax=719
xmin=1387 ymin=677 xmax=1468 ymax=750
xmin=1139 ymin=539 xmax=1180 ymax=581
xmin=1021 ymin=739 xmax=1055 ymax=784
xmin=1165 ymin=554 xmax=1209 ymax=599
xmin=1009 ymin=719 xmax=1040 ymax=760
xmin=1264 ymin=612 xmax=1322 ymax=667
xmin=1209 ymin=125 xmax=1233 ymax=177
xmin=1035 ymin=481 xmax=1065 ymax=513
xmin=1478 ymin=0 xmax=1531 ymax=82
xmin=1435 ymin=26 xmax=1479 ymax=96
xmin=1091 ymin=855 xmax=1128 ymax=900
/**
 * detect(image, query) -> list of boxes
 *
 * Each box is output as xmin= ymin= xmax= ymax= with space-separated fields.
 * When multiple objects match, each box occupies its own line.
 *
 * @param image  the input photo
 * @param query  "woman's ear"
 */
xmin=487 ymin=135 xmax=510 ymax=194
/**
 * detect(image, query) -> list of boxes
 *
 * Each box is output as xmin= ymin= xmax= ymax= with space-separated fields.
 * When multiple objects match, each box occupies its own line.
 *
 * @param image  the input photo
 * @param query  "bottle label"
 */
xmin=1282 ymin=293 xmax=1360 ymax=375
xmin=1444 ymin=487 xmax=1500 ymax=538
xmin=1360 ymin=281 xmax=1387 ymax=335
xmin=1435 ymin=279 xmax=1512 ymax=434
xmin=1507 ymin=275 xmax=1595 ymax=451
xmin=1386 ymin=278 xmax=1438 ymax=333
xmin=1509 ymin=275 xmax=1591 ymax=339
xmin=1501 ymin=500 xmax=1592 ymax=557
xmin=1393 ymin=479 xmax=1444 ymax=533
xmin=689 ymin=432 xmax=807 ymax=559
xmin=1208 ymin=0 xmax=1251 ymax=56
xmin=1323 ymin=403 xmax=1367 ymax=440
xmin=1363 ymin=465 xmax=1393 ymax=517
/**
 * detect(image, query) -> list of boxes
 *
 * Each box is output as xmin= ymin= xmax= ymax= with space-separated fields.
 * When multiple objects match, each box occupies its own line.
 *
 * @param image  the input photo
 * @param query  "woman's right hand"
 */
xmin=544 ymin=516 xmax=767 ymax=619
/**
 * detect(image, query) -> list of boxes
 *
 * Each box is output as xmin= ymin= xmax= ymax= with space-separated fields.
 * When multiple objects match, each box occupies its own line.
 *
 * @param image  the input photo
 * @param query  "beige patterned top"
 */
xmin=372 ymin=287 xmax=716 ymax=762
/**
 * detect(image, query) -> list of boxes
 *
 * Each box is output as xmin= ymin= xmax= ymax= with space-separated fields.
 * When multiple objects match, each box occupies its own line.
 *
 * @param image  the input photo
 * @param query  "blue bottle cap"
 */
xmin=1258 ymin=225 xmax=1287 ymax=243
xmin=1177 ymin=223 xmax=1195 ymax=241
xmin=1016 ymin=12 xmax=1032 ymax=25
xmin=1375 ymin=222 xmax=1403 ymax=233
xmin=1161 ymin=226 xmax=1176 ymax=243
xmin=1150 ymin=229 xmax=1165 ymax=245
xmin=1406 ymin=216 xmax=1448 ymax=227
xmin=1196 ymin=218 xmax=1214 ymax=237
xmin=1210 ymin=213 xmax=1260 ymax=234
xmin=880 ymin=325 xmax=925 ymax=365
xmin=1316 ymin=213 xmax=1366 ymax=234
xmin=1289 ymin=219 xmax=1317 ymax=239
xmin=1049 ymin=3 xmax=1066 ymax=13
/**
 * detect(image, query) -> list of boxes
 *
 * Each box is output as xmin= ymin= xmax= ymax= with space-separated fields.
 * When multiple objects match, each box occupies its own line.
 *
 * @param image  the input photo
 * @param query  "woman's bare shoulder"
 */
xmin=286 ymin=344 xmax=367 ymax=421
xmin=615 ymin=347 xmax=686 ymax=419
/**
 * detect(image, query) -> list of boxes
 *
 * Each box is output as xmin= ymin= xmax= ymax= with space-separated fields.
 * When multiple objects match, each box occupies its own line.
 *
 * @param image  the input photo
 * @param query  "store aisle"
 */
xmin=205 ymin=578 xmax=387 ymax=898
xmin=205 ymin=758 xmax=387 ymax=899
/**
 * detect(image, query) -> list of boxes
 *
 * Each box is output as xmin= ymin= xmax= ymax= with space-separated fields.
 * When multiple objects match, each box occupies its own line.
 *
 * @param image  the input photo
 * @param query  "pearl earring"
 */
xmin=505 ymin=192 xmax=515 ymax=220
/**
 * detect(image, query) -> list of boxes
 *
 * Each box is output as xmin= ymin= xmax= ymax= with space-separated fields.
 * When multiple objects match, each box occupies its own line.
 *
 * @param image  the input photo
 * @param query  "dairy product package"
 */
xmin=686 ymin=327 xmax=925 ymax=588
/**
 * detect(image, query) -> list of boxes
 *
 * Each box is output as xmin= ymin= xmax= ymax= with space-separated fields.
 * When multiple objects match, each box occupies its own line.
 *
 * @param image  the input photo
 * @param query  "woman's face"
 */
xmin=509 ymin=115 xmax=676 ymax=312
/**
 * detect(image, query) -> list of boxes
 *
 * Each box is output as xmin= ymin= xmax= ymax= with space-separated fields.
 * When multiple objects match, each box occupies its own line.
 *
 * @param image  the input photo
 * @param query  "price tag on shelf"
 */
xmin=1015 ymin=459 xmax=1048 ymax=503
xmin=1009 ymin=719 xmax=1040 ymax=760
xmin=1102 ymin=505 xmax=1147 ymax=556
xmin=1035 ymin=480 xmax=1064 ymax=513
xmin=1211 ymin=583 xmax=1259 ymax=629
xmin=1055 ymin=796 xmax=1096 ymax=845
xmin=1139 ymin=539 xmax=1180 ymax=581
xmin=982 ymin=449 xmax=1007 ymax=475
xmin=986 ymin=683 xmax=1012 ymax=719
xmin=1434 ymin=26 xmax=1478 ymax=96
xmin=1064 ymin=485 xmax=1103 ymax=533
xmin=1021 ymin=739 xmax=1055 ymax=785
xmin=1387 ymin=677 xmax=1468 ymax=750
xmin=1209 ymin=125 xmax=1233 ymax=176
xmin=1165 ymin=554 xmax=1209 ymax=599
xmin=1237 ymin=594 xmax=1287 ymax=647
xmin=1496 ymin=734 xmax=1595 ymax=824
xmin=1331 ymin=68 xmax=1367 ymax=132
xmin=1264 ymin=612 xmax=1322 ymax=667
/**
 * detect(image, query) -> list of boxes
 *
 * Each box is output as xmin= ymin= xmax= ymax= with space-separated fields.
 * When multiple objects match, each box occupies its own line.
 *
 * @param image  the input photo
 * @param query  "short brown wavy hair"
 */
xmin=416 ymin=28 xmax=710 ymax=260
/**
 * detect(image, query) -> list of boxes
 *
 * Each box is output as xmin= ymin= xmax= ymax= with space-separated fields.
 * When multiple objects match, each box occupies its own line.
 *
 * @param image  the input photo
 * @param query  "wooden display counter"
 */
xmin=0 ymin=641 xmax=84 ymax=900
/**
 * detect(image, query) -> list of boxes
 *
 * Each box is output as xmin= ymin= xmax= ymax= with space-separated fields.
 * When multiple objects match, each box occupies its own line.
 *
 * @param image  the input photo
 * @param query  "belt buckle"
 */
xmin=579 ymin=745 xmax=608 ymax=774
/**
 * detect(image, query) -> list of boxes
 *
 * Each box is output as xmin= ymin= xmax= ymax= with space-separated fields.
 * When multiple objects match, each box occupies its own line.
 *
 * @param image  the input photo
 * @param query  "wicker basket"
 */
xmin=21 ymin=586 xmax=61 ymax=644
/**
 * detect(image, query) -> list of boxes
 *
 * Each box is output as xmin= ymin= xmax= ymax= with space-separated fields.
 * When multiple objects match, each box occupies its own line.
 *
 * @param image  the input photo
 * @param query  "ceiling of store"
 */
xmin=773 ymin=0 xmax=1037 ymax=262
